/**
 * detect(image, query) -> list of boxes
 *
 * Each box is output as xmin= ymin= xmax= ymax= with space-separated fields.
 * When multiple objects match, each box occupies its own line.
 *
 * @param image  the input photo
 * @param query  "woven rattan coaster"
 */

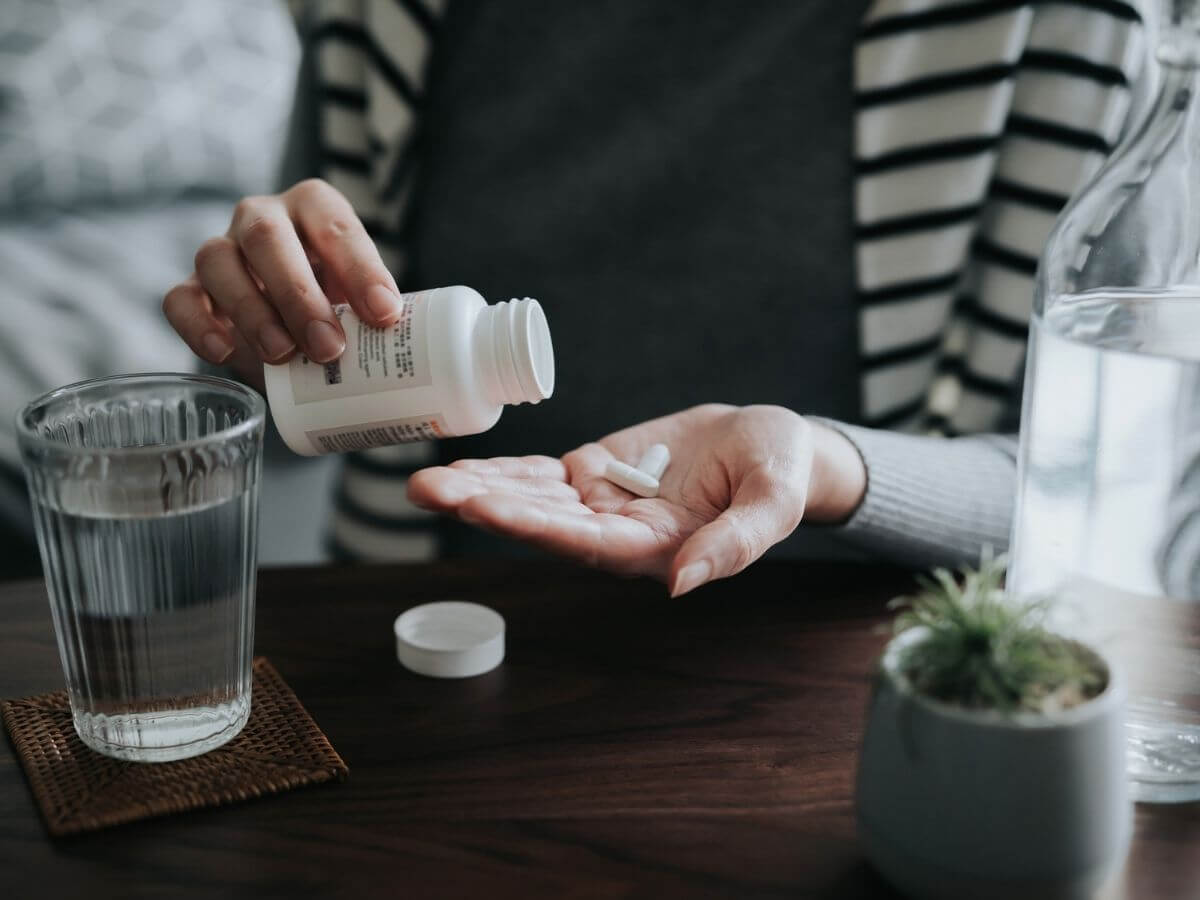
xmin=1 ymin=657 xmax=348 ymax=837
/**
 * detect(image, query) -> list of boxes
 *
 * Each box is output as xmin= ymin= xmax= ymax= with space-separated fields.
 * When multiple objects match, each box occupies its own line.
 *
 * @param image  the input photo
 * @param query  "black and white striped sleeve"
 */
xmin=309 ymin=0 xmax=447 ymax=563
xmin=832 ymin=0 xmax=1148 ymax=567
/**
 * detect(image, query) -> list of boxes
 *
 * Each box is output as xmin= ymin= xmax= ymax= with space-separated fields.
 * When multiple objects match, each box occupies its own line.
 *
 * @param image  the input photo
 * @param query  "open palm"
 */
xmin=408 ymin=404 xmax=829 ymax=596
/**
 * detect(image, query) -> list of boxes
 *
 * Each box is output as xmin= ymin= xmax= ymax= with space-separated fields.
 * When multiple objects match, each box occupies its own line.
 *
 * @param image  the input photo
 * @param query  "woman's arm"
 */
xmin=407 ymin=405 xmax=1021 ymax=593
xmin=822 ymin=422 xmax=1016 ymax=569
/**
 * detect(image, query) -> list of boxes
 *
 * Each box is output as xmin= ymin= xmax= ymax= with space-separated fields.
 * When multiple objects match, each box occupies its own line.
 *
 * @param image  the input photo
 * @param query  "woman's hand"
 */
xmin=162 ymin=178 xmax=401 ymax=385
xmin=408 ymin=405 xmax=867 ymax=596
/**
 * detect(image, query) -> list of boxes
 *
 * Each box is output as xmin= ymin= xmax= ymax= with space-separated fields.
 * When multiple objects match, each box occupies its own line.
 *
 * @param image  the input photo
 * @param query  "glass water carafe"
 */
xmin=1010 ymin=1 xmax=1200 ymax=802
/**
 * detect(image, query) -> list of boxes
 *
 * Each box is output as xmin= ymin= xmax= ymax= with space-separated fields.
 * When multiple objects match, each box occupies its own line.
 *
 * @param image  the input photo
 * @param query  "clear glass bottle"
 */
xmin=1010 ymin=1 xmax=1200 ymax=802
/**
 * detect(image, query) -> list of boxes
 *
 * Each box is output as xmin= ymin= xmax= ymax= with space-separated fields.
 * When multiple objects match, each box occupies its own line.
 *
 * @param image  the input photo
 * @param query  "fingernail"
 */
xmin=201 ymin=332 xmax=233 ymax=363
xmin=306 ymin=319 xmax=345 ymax=362
xmin=671 ymin=561 xmax=712 ymax=598
xmin=257 ymin=322 xmax=296 ymax=361
xmin=366 ymin=284 xmax=401 ymax=321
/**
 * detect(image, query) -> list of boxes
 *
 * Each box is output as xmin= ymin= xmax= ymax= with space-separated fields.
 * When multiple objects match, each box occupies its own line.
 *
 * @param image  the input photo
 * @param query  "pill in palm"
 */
xmin=636 ymin=443 xmax=670 ymax=480
xmin=603 ymin=460 xmax=659 ymax=498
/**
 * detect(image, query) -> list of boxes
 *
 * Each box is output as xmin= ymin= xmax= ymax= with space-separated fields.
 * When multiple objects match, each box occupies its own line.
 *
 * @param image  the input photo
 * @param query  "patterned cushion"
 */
xmin=0 ymin=0 xmax=299 ymax=211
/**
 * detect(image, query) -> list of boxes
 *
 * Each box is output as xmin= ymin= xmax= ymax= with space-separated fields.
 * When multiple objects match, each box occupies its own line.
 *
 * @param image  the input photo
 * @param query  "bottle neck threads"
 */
xmin=472 ymin=298 xmax=556 ymax=407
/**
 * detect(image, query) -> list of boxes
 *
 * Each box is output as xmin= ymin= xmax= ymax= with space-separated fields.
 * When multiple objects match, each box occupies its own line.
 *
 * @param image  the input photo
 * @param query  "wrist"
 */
xmin=804 ymin=418 xmax=867 ymax=524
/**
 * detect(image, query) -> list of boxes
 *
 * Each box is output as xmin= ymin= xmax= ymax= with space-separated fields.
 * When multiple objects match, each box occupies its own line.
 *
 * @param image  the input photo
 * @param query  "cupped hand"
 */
xmin=408 ymin=405 xmax=867 ymax=596
xmin=162 ymin=178 xmax=402 ymax=386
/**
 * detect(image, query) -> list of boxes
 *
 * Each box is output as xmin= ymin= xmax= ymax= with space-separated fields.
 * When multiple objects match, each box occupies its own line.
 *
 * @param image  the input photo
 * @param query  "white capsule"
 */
xmin=603 ymin=460 xmax=660 ymax=498
xmin=636 ymin=443 xmax=670 ymax=481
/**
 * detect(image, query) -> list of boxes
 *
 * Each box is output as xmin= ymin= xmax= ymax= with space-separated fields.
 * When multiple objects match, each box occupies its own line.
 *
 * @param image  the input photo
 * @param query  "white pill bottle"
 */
xmin=264 ymin=285 xmax=554 ymax=456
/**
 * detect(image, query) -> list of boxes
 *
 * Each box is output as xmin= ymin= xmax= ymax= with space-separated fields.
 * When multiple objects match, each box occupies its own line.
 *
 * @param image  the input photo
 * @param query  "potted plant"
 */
xmin=855 ymin=557 xmax=1130 ymax=900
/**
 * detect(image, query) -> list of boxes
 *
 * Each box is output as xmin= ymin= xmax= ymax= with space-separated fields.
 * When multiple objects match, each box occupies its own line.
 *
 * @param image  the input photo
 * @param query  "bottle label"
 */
xmin=290 ymin=296 xmax=432 ymax=405
xmin=305 ymin=414 xmax=450 ymax=453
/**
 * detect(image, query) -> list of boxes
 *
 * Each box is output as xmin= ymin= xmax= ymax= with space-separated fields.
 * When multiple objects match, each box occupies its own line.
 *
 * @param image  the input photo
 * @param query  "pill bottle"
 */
xmin=263 ymin=285 xmax=554 ymax=456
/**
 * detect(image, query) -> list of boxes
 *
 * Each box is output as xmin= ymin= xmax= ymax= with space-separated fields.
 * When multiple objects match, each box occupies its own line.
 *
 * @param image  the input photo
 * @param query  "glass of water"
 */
xmin=16 ymin=373 xmax=265 ymax=762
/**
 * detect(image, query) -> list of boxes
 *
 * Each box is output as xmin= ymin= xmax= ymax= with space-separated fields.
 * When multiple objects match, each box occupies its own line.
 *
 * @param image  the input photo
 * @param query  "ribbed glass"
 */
xmin=16 ymin=374 xmax=264 ymax=762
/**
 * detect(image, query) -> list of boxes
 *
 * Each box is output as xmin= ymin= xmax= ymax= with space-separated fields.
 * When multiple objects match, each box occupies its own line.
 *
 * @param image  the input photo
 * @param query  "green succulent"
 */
xmin=889 ymin=555 xmax=1106 ymax=714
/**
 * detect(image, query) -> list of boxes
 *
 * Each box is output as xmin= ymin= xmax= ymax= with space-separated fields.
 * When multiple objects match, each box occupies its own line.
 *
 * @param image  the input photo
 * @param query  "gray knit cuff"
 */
xmin=812 ymin=419 xmax=1018 ymax=569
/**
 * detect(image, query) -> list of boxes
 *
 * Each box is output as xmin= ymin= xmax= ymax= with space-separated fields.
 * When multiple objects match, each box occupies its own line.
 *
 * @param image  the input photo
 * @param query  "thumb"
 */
xmin=668 ymin=466 xmax=808 ymax=598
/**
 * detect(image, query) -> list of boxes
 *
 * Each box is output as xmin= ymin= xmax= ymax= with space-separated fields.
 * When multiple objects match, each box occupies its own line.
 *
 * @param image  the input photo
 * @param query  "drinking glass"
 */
xmin=16 ymin=373 xmax=265 ymax=762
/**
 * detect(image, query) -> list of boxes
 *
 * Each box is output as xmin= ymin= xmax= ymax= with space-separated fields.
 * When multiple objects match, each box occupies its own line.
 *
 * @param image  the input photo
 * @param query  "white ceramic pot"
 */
xmin=856 ymin=628 xmax=1131 ymax=900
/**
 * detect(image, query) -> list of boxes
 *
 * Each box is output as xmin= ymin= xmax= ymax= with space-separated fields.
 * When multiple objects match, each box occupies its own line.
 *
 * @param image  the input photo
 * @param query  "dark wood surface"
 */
xmin=0 ymin=561 xmax=1196 ymax=898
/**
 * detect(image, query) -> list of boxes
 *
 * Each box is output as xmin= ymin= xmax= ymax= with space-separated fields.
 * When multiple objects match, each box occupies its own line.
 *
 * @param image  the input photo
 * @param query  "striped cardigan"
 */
xmin=302 ymin=0 xmax=1150 ymax=563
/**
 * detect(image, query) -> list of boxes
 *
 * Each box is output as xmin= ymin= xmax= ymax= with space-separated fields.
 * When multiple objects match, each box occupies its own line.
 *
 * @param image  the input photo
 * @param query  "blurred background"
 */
xmin=0 ymin=0 xmax=336 ymax=580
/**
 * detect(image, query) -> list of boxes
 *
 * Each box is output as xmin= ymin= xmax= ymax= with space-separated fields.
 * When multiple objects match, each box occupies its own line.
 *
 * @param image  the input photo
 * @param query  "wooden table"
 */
xmin=1 ymin=561 xmax=1197 ymax=898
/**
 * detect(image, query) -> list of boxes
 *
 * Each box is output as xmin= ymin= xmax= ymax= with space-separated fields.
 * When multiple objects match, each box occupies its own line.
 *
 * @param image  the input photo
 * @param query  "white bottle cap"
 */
xmin=394 ymin=602 xmax=506 ymax=678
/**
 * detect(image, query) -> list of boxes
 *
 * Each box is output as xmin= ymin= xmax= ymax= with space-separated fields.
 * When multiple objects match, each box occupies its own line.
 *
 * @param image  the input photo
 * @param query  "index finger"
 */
xmin=229 ymin=195 xmax=346 ymax=363
xmin=285 ymin=178 xmax=402 ymax=327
